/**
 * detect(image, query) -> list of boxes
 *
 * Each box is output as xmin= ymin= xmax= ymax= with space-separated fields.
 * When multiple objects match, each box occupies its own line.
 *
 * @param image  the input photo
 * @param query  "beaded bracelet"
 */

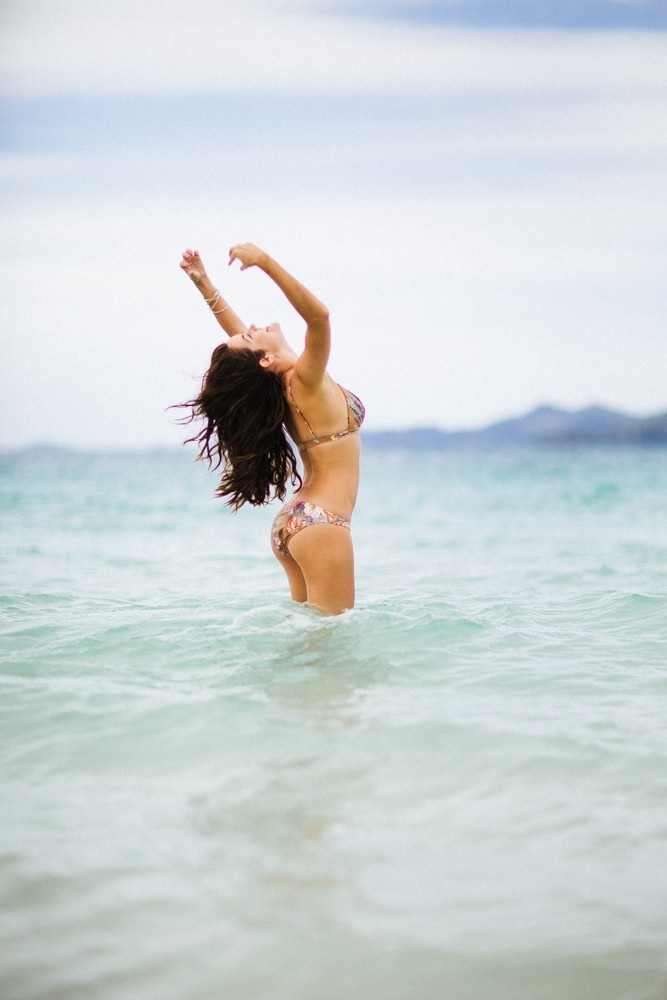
xmin=204 ymin=288 xmax=230 ymax=314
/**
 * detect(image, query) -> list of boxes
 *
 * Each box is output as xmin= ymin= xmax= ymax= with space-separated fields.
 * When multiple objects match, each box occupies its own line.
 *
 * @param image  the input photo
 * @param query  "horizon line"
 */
xmin=3 ymin=401 xmax=667 ymax=454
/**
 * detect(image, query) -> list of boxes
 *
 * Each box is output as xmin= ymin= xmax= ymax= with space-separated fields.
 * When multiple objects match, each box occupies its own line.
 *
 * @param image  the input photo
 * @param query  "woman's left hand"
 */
xmin=228 ymin=243 xmax=267 ymax=271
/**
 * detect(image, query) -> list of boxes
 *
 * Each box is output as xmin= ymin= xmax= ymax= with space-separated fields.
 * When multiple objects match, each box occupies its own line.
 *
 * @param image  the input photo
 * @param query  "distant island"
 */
xmin=9 ymin=405 xmax=667 ymax=454
xmin=364 ymin=405 xmax=667 ymax=448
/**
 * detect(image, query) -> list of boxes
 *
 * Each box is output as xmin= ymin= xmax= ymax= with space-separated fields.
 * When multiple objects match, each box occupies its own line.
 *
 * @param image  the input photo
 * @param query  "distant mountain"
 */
xmin=364 ymin=406 xmax=667 ymax=448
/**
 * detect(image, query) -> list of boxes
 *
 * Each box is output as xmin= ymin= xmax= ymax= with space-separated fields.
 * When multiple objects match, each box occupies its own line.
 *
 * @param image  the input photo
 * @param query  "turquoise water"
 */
xmin=2 ymin=446 xmax=667 ymax=1000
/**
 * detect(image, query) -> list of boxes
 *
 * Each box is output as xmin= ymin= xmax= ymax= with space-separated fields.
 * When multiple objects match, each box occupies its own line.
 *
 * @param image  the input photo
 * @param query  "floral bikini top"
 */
xmin=287 ymin=373 xmax=365 ymax=452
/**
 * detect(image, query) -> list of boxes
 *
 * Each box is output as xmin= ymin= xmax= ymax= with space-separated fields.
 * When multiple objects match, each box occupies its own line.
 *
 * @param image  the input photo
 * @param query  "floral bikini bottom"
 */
xmin=271 ymin=500 xmax=351 ymax=555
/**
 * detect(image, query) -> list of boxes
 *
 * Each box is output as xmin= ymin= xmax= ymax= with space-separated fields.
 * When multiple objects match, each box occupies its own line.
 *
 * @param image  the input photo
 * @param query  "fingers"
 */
xmin=180 ymin=248 xmax=204 ymax=281
xmin=228 ymin=245 xmax=248 ymax=269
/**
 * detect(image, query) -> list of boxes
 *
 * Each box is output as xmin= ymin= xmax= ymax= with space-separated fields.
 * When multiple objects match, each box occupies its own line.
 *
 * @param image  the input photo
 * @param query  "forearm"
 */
xmin=195 ymin=275 xmax=247 ymax=338
xmin=259 ymin=254 xmax=329 ymax=326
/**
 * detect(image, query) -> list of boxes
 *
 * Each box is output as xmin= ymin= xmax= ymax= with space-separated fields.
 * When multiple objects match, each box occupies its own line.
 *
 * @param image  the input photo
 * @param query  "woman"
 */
xmin=178 ymin=242 xmax=364 ymax=616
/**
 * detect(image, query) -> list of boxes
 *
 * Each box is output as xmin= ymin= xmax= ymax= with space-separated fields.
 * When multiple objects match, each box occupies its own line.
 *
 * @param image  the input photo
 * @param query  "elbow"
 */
xmin=305 ymin=302 xmax=329 ymax=329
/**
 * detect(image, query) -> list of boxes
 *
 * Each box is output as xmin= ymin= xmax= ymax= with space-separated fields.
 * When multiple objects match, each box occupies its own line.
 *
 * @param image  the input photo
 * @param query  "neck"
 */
xmin=272 ymin=346 xmax=299 ymax=376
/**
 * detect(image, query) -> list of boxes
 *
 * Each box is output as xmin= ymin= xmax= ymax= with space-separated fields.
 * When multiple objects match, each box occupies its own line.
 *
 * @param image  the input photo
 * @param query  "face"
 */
xmin=227 ymin=322 xmax=285 ymax=357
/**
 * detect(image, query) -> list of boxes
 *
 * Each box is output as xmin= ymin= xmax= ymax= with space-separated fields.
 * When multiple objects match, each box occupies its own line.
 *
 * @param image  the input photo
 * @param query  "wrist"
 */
xmin=202 ymin=286 xmax=231 ymax=316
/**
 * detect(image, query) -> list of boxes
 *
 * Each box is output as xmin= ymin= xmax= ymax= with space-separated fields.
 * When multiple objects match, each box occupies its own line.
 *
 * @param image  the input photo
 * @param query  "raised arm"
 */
xmin=229 ymin=243 xmax=330 ymax=386
xmin=179 ymin=248 xmax=247 ymax=338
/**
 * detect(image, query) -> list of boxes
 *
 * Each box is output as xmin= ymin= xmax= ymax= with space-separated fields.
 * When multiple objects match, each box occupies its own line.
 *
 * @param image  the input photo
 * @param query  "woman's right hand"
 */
xmin=228 ymin=242 xmax=267 ymax=271
xmin=179 ymin=248 xmax=208 ymax=286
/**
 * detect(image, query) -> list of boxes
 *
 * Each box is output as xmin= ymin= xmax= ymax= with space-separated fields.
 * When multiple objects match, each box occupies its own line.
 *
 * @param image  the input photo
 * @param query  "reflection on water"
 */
xmin=257 ymin=617 xmax=392 ymax=714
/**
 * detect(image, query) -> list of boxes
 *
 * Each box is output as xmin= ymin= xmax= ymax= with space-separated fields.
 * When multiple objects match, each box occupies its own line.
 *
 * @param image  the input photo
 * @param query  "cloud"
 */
xmin=1 ymin=87 xmax=664 ymax=213
xmin=1 ymin=0 xmax=666 ymax=97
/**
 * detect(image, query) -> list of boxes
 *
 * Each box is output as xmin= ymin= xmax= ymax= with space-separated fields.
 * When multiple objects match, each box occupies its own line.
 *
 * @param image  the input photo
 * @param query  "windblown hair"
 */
xmin=175 ymin=343 xmax=301 ymax=509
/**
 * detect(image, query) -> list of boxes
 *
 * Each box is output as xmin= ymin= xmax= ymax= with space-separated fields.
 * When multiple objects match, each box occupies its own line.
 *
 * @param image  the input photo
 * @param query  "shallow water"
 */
xmin=2 ymin=446 xmax=667 ymax=999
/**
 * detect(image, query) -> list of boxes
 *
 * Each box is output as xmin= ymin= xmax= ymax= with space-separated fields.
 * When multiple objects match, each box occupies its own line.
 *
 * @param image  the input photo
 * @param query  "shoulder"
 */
xmin=290 ymin=365 xmax=332 ymax=397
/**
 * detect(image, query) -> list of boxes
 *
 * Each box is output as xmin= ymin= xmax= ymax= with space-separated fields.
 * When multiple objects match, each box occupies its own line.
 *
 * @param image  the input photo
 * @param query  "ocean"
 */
xmin=1 ymin=444 xmax=666 ymax=1000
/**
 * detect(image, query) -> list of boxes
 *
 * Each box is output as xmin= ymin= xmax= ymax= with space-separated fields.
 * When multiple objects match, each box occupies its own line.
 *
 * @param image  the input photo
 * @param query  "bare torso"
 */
xmin=282 ymin=372 xmax=362 ymax=519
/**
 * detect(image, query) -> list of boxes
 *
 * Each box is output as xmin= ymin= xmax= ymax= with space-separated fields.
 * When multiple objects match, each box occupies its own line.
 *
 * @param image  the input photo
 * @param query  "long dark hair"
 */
xmin=175 ymin=343 xmax=301 ymax=509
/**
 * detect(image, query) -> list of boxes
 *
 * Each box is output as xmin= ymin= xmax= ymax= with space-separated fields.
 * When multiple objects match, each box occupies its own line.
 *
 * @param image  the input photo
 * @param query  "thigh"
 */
xmin=272 ymin=545 xmax=308 ymax=604
xmin=287 ymin=522 xmax=355 ymax=615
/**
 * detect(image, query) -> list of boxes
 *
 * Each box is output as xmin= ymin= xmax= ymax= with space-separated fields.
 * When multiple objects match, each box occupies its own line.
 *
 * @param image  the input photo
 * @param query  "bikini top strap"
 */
xmin=287 ymin=372 xmax=320 ymax=443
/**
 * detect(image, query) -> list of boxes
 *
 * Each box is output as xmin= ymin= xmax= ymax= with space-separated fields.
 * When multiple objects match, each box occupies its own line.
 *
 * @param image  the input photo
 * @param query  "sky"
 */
xmin=1 ymin=0 xmax=666 ymax=448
